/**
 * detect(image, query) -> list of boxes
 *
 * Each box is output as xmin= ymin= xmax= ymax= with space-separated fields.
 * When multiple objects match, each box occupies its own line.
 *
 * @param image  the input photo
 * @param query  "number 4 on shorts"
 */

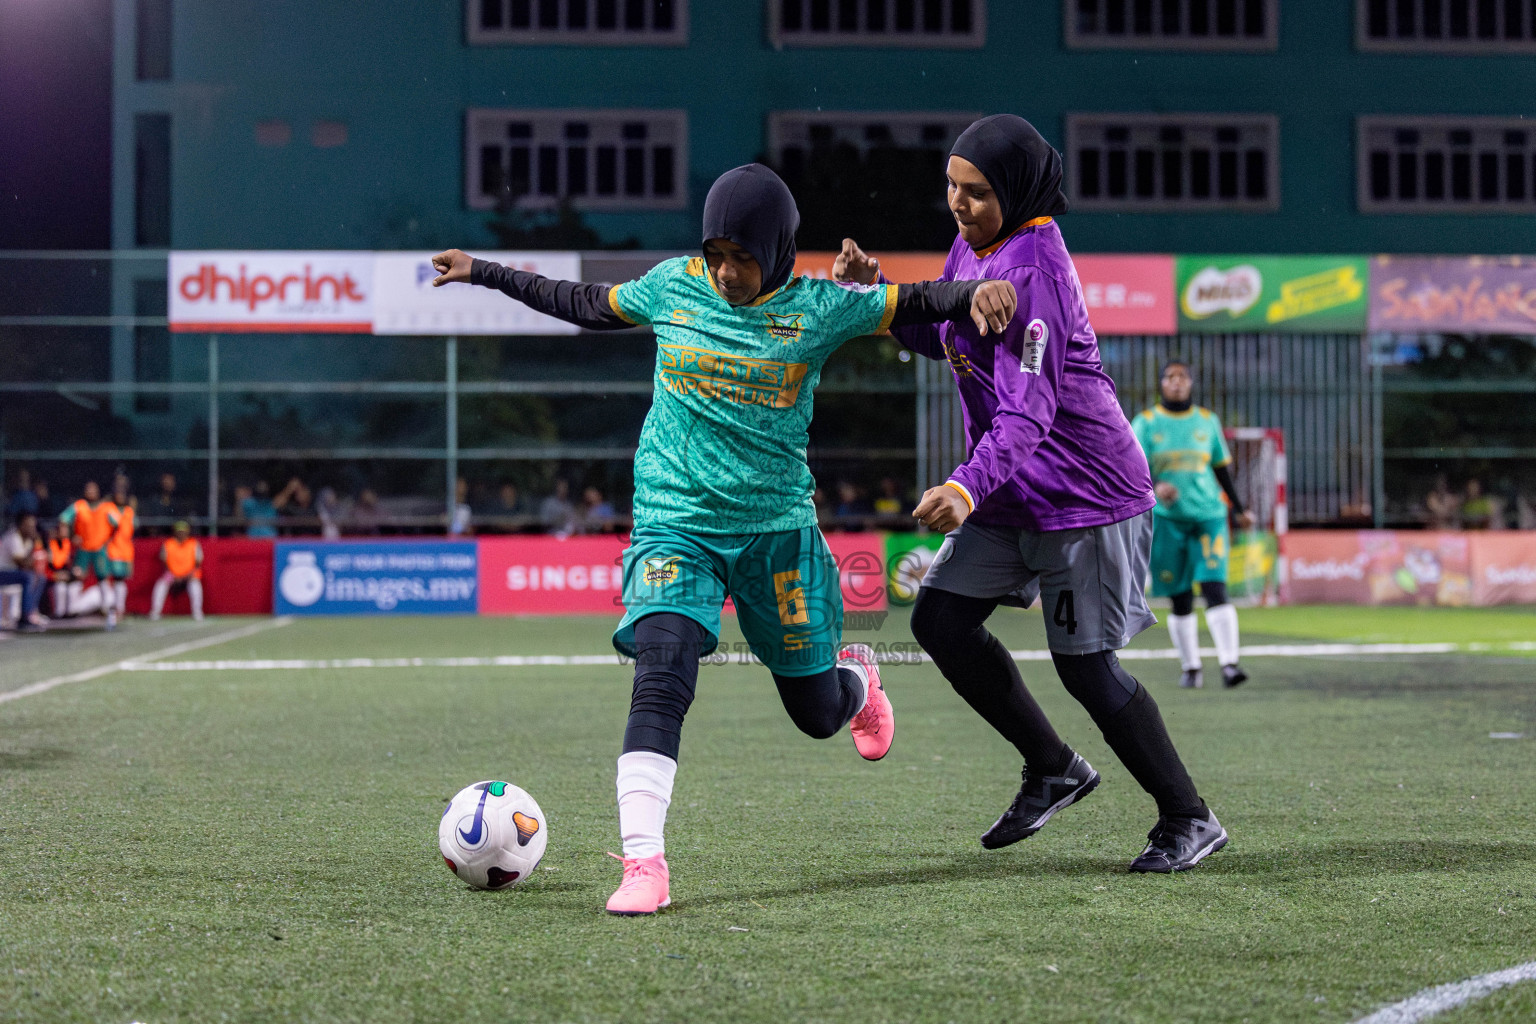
xmin=1053 ymin=590 xmax=1078 ymax=635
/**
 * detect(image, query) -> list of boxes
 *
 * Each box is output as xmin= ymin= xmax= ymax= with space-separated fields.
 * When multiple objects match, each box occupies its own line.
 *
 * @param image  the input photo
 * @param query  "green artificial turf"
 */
xmin=1 ymin=610 xmax=1533 ymax=1023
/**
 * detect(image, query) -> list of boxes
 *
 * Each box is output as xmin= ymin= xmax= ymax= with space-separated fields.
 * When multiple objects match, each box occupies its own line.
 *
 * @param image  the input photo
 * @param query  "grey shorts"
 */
xmin=921 ymin=510 xmax=1157 ymax=655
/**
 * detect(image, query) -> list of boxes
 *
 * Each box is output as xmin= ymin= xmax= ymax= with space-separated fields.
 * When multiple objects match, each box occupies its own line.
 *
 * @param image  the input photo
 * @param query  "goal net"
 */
xmin=1222 ymin=427 xmax=1286 ymax=606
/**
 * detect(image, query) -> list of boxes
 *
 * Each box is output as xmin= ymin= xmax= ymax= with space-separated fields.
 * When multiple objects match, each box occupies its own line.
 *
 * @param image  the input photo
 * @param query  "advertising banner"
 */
xmin=476 ymin=533 xmax=889 ymax=617
xmin=477 ymin=535 xmax=627 ymax=615
xmin=1177 ymin=256 xmax=1369 ymax=333
xmin=170 ymin=251 xmax=373 ymax=333
xmin=372 ymin=251 xmax=582 ymax=335
xmin=795 ymin=252 xmax=1176 ymax=335
xmin=1469 ymin=532 xmax=1536 ymax=605
xmin=1368 ymin=256 xmax=1536 ymax=334
xmin=1226 ymin=529 xmax=1279 ymax=602
xmin=1073 ymin=254 xmax=1177 ymax=335
xmin=274 ymin=541 xmax=478 ymax=615
xmin=1283 ymin=531 xmax=1472 ymax=606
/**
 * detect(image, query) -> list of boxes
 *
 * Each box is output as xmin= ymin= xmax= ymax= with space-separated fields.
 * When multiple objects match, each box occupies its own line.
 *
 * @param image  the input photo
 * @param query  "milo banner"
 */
xmin=1177 ymin=256 xmax=1369 ymax=333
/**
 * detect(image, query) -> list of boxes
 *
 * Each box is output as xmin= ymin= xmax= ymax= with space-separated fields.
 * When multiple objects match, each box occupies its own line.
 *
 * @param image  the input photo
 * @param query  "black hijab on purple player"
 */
xmin=949 ymin=114 xmax=1071 ymax=249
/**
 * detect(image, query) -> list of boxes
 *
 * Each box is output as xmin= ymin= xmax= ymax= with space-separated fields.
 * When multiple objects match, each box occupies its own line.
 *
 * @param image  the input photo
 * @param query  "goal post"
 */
xmin=1222 ymin=427 xmax=1286 ymax=606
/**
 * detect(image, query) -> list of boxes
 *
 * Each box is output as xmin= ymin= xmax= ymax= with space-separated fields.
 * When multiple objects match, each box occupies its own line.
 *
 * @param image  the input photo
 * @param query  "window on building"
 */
xmin=466 ymin=109 xmax=687 ymax=211
xmin=135 ymin=113 xmax=172 ymax=246
xmin=255 ymin=120 xmax=292 ymax=147
xmin=1067 ymin=114 xmax=1279 ymax=211
xmin=1357 ymin=0 xmax=1536 ymax=51
xmin=1066 ymin=0 xmax=1277 ymax=49
xmin=1359 ymin=116 xmax=1536 ymax=212
xmin=136 ymin=0 xmax=172 ymax=80
xmin=767 ymin=111 xmax=980 ymax=180
xmin=311 ymin=120 xmax=349 ymax=148
xmin=769 ymin=0 xmax=985 ymax=47
xmin=468 ymin=0 xmax=688 ymax=44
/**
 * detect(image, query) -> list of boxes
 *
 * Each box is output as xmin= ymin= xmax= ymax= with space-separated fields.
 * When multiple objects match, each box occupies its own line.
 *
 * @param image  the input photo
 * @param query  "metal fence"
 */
xmin=2 ymin=251 xmax=1388 ymax=531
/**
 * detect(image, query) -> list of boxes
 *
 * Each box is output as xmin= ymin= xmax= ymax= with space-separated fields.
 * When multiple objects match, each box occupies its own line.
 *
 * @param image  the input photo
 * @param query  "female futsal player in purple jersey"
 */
xmin=837 ymin=115 xmax=1227 ymax=872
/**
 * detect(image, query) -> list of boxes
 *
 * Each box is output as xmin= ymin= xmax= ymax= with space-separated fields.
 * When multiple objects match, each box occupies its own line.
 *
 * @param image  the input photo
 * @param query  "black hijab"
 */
xmin=949 ymin=114 xmax=1070 ymax=250
xmin=701 ymin=163 xmax=800 ymax=298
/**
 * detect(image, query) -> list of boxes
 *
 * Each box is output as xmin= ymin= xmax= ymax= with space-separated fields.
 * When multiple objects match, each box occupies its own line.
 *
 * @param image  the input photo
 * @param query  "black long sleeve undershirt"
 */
xmin=470 ymin=258 xmax=989 ymax=333
xmin=1213 ymin=464 xmax=1246 ymax=517
xmin=471 ymin=258 xmax=631 ymax=330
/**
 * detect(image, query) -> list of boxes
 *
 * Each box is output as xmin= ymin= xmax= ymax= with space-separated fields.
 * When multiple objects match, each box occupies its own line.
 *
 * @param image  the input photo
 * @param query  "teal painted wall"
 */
xmin=114 ymin=0 xmax=1536 ymax=255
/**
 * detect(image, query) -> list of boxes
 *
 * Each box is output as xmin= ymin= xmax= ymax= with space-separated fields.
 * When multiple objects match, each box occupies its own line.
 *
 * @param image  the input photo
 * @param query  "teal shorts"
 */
xmin=1149 ymin=514 xmax=1229 ymax=598
xmin=72 ymin=547 xmax=110 ymax=581
xmin=106 ymin=559 xmax=133 ymax=581
xmin=613 ymin=524 xmax=844 ymax=677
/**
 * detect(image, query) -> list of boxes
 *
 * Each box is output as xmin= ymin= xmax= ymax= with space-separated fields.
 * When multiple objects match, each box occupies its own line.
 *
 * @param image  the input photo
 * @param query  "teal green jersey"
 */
xmin=610 ymin=257 xmax=898 ymax=534
xmin=1132 ymin=405 xmax=1232 ymax=522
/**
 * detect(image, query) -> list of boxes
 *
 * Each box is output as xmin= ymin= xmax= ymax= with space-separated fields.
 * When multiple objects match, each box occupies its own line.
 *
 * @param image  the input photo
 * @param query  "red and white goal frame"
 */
xmin=1223 ymin=427 xmax=1286 ymax=605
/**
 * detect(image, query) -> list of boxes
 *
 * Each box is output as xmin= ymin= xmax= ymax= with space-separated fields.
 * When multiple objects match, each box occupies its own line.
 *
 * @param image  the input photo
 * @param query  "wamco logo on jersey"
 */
xmin=169 ymin=252 xmax=373 ymax=331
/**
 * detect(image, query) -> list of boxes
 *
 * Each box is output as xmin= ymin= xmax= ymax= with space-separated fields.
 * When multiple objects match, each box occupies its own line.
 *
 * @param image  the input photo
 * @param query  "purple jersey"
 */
xmin=891 ymin=218 xmax=1155 ymax=532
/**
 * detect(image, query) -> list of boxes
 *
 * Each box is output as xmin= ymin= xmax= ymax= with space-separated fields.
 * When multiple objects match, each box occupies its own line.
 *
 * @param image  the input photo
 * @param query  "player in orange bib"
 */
xmin=59 ymin=481 xmax=120 ymax=628
xmin=45 ymin=522 xmax=76 ymax=617
xmin=150 ymin=521 xmax=204 ymax=621
xmin=105 ymin=478 xmax=138 ymax=620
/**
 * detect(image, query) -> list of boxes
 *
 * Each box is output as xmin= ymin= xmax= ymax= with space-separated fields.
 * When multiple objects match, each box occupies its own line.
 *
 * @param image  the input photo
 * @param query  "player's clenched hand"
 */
xmin=971 ymin=280 xmax=1016 ymax=336
xmin=1155 ymin=481 xmax=1180 ymax=504
xmin=1236 ymin=509 xmax=1256 ymax=529
xmin=832 ymin=238 xmax=880 ymax=285
xmin=912 ymin=485 xmax=970 ymax=534
xmin=431 ymin=249 xmax=474 ymax=287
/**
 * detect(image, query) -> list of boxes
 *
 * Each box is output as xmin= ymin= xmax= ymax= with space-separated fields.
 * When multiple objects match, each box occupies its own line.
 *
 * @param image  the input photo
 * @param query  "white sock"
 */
xmin=615 ymin=750 xmax=677 ymax=859
xmin=189 ymin=579 xmax=204 ymax=619
xmin=99 ymin=583 xmax=115 ymax=615
xmin=1206 ymin=603 xmax=1241 ymax=667
xmin=114 ymin=581 xmax=128 ymax=613
xmin=1168 ymin=613 xmax=1201 ymax=671
xmin=838 ymin=660 xmax=870 ymax=717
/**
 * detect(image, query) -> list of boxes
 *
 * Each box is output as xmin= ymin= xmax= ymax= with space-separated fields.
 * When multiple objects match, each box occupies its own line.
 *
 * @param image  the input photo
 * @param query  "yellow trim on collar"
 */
xmin=972 ymin=216 xmax=1053 ymax=259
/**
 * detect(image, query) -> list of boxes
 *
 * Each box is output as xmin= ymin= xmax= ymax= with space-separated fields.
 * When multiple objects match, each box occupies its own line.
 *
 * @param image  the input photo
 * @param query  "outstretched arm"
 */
xmin=430 ymin=249 xmax=632 ymax=332
xmin=892 ymin=279 xmax=1015 ymax=335
xmin=835 ymin=237 xmax=945 ymax=360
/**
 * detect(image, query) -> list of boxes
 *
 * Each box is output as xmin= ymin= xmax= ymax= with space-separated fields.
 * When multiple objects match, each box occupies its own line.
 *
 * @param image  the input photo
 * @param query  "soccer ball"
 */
xmin=438 ymin=780 xmax=547 ymax=890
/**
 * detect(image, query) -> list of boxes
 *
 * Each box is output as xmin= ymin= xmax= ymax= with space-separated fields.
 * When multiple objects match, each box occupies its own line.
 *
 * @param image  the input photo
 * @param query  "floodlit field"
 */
xmin=2 ymin=607 xmax=1533 ymax=1024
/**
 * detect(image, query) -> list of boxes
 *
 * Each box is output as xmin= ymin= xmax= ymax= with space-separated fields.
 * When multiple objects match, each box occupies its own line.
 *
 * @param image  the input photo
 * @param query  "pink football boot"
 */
xmin=605 ymin=852 xmax=670 ymax=916
xmin=841 ymin=643 xmax=894 ymax=760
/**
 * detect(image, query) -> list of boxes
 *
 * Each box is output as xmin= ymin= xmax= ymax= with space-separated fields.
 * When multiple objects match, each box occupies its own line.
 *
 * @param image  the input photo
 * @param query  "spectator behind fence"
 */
xmin=580 ymin=486 xmax=617 ymax=534
xmin=31 ymin=478 xmax=56 ymax=520
xmin=1 ymin=511 xmax=47 ymax=630
xmin=540 ymin=479 xmax=579 ymax=538
xmin=317 ymin=487 xmax=342 ymax=539
xmin=146 ymin=472 xmax=186 ymax=527
xmin=150 ymin=521 xmax=204 ymax=621
xmin=274 ymin=477 xmax=311 ymax=534
xmin=449 ymin=477 xmax=474 ymax=536
xmin=241 ymin=480 xmax=278 ymax=538
xmin=1461 ymin=479 xmax=1503 ymax=530
xmin=350 ymin=489 xmax=382 ymax=535
xmin=1424 ymin=474 xmax=1461 ymax=530
xmin=873 ymin=477 xmax=904 ymax=517
xmin=491 ymin=483 xmax=525 ymax=529
xmin=5 ymin=468 xmax=38 ymax=523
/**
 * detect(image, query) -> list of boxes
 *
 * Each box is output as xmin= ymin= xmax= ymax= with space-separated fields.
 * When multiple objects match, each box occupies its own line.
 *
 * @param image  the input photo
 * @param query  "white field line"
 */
xmin=118 ymin=639 xmax=1534 ymax=673
xmin=1351 ymin=960 xmax=1536 ymax=1023
xmin=0 ymin=618 xmax=295 ymax=705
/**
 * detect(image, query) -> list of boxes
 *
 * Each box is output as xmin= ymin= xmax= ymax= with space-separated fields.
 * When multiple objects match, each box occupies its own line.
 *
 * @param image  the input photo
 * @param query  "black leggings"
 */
xmin=911 ymin=587 xmax=1202 ymax=816
xmin=1170 ymin=581 xmax=1227 ymax=616
xmin=622 ymin=612 xmax=864 ymax=760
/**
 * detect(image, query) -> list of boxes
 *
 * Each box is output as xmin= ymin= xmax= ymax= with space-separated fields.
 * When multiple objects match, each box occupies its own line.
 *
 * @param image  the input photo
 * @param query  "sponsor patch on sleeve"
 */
xmin=1021 ymin=318 xmax=1049 ymax=375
